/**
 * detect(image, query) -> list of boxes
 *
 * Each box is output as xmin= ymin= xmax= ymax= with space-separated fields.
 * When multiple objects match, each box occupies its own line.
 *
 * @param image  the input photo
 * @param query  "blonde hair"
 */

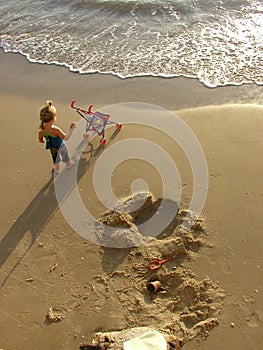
xmin=39 ymin=100 xmax=57 ymax=129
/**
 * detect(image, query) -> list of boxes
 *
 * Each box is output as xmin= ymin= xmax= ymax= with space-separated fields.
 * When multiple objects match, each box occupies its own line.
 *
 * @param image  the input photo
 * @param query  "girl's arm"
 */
xmin=54 ymin=127 xmax=66 ymax=139
xmin=38 ymin=130 xmax=45 ymax=143
xmin=64 ymin=122 xmax=77 ymax=140
xmin=55 ymin=123 xmax=77 ymax=140
xmin=63 ymin=123 xmax=77 ymax=140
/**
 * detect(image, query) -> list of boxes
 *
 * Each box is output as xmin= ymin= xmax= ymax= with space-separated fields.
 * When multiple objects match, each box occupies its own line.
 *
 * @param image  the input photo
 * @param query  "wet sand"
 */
xmin=0 ymin=50 xmax=263 ymax=350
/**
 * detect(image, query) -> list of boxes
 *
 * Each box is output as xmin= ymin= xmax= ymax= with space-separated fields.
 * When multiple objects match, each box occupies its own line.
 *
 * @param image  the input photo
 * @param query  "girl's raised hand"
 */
xmin=70 ymin=122 xmax=77 ymax=129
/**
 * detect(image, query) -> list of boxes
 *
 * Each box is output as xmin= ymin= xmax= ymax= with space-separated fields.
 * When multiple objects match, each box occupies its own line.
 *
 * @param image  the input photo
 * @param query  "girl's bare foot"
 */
xmin=66 ymin=160 xmax=75 ymax=169
xmin=53 ymin=164 xmax=61 ymax=174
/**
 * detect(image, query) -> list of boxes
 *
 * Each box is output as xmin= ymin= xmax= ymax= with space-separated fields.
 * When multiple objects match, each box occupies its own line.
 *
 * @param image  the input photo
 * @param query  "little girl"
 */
xmin=38 ymin=100 xmax=77 ymax=174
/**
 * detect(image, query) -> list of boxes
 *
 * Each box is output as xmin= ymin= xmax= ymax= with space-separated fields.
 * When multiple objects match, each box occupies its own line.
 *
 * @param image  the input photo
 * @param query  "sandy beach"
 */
xmin=0 ymin=50 xmax=263 ymax=350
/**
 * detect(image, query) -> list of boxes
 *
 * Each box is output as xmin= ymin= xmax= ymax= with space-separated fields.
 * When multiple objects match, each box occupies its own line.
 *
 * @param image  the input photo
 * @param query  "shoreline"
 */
xmin=2 ymin=47 xmax=263 ymax=90
xmin=0 ymin=49 xmax=263 ymax=350
xmin=1 ymin=49 xmax=263 ymax=110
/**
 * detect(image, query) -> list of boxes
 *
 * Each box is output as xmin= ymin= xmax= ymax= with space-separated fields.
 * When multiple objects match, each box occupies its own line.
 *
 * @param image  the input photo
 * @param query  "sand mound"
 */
xmin=96 ymin=192 xmax=180 ymax=248
xmin=78 ymin=193 xmax=225 ymax=349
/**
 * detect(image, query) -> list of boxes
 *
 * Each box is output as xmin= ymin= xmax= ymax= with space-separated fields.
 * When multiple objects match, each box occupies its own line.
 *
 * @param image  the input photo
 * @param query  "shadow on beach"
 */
xmin=0 ymin=130 xmax=120 ymax=287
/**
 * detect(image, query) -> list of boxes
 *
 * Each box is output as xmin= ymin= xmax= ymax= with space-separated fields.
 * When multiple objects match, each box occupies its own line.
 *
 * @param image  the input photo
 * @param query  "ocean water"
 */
xmin=0 ymin=0 xmax=262 ymax=87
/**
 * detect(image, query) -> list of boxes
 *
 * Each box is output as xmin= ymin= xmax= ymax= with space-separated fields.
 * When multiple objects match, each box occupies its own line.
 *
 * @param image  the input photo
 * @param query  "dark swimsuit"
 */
xmin=44 ymin=133 xmax=69 ymax=164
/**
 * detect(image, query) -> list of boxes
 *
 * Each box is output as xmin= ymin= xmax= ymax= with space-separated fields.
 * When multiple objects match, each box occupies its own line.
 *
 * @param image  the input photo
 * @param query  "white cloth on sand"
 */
xmin=123 ymin=330 xmax=167 ymax=350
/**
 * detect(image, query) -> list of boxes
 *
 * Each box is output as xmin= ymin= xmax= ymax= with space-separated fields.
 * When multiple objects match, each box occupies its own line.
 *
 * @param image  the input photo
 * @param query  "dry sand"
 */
xmin=0 ymin=50 xmax=263 ymax=350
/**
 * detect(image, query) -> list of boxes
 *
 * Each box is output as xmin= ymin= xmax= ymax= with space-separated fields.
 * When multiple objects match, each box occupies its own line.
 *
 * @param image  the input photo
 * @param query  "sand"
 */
xmin=0 ymin=49 xmax=263 ymax=350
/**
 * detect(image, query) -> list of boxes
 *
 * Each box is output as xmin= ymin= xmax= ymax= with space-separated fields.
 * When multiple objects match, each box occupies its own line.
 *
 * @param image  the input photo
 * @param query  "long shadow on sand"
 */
xmin=0 ymin=130 xmax=120 ymax=287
